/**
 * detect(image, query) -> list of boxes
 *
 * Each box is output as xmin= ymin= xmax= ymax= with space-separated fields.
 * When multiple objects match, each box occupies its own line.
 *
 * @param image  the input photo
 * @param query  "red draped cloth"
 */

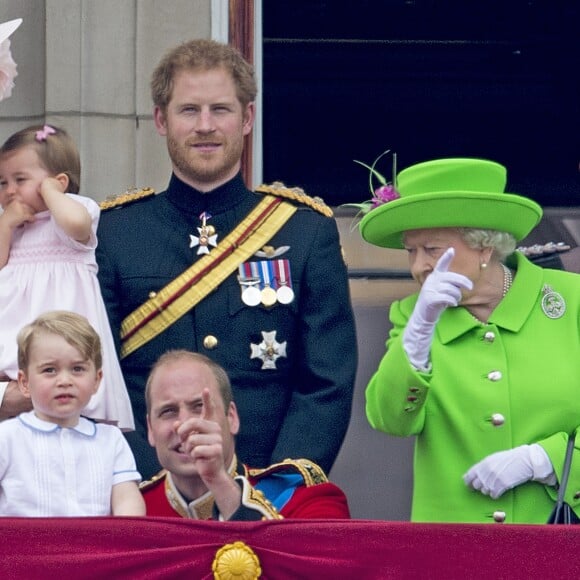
xmin=1 ymin=518 xmax=578 ymax=578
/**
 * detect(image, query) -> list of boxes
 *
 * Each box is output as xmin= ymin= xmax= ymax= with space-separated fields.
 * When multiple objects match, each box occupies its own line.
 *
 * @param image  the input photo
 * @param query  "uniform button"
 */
xmin=574 ymin=491 xmax=580 ymax=500
xmin=409 ymin=387 xmax=420 ymax=393
xmin=203 ymin=335 xmax=218 ymax=350
xmin=483 ymin=331 xmax=495 ymax=342
xmin=487 ymin=370 xmax=502 ymax=381
xmin=149 ymin=291 xmax=157 ymax=299
xmin=490 ymin=413 xmax=505 ymax=426
xmin=406 ymin=396 xmax=418 ymax=402
xmin=492 ymin=511 xmax=506 ymax=523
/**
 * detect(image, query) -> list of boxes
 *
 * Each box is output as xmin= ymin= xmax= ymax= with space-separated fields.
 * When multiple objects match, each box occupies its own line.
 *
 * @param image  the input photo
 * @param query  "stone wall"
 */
xmin=0 ymin=0 xmax=213 ymax=199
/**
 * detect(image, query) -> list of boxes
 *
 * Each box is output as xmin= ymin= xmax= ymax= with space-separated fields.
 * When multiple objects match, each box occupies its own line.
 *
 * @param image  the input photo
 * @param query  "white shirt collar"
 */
xmin=18 ymin=411 xmax=97 ymax=437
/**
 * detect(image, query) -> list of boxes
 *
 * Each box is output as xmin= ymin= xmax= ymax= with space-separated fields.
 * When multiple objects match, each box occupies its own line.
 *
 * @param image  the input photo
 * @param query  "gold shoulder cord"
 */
xmin=256 ymin=182 xmax=334 ymax=218
xmin=139 ymin=469 xmax=167 ymax=491
xmin=99 ymin=187 xmax=156 ymax=211
xmin=248 ymin=458 xmax=329 ymax=486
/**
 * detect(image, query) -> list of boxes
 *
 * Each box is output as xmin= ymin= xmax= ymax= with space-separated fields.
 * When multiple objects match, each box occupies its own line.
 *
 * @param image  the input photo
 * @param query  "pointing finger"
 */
xmin=201 ymin=388 xmax=216 ymax=422
xmin=434 ymin=247 xmax=455 ymax=273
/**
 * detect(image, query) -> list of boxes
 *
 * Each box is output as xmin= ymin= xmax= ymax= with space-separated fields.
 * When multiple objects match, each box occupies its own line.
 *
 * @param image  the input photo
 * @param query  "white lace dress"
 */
xmin=0 ymin=194 xmax=134 ymax=430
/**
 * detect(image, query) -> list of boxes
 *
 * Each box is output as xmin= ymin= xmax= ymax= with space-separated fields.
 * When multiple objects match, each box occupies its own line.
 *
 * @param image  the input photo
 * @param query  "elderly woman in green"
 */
xmin=361 ymin=157 xmax=580 ymax=523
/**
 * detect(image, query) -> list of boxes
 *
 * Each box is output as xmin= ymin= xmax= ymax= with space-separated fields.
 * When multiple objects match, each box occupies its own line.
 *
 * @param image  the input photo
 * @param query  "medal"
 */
xmin=541 ymin=284 xmax=566 ymax=319
xmin=238 ymin=259 xmax=293 ymax=307
xmin=241 ymin=284 xmax=261 ymax=306
xmin=261 ymin=286 xmax=277 ymax=307
xmin=259 ymin=260 xmax=277 ymax=307
xmin=250 ymin=330 xmax=287 ymax=370
xmin=274 ymin=259 xmax=295 ymax=305
xmin=238 ymin=263 xmax=263 ymax=307
xmin=276 ymin=285 xmax=295 ymax=304
xmin=189 ymin=212 xmax=218 ymax=255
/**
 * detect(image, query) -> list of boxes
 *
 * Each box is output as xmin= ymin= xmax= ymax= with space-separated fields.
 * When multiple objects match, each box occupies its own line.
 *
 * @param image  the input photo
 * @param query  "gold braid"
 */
xmin=255 ymin=182 xmax=333 ymax=218
xmin=247 ymin=458 xmax=329 ymax=486
xmin=99 ymin=187 xmax=156 ymax=211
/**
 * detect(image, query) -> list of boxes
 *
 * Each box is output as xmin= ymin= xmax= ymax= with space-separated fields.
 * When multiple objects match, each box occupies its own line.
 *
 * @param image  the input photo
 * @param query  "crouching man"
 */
xmin=141 ymin=350 xmax=350 ymax=520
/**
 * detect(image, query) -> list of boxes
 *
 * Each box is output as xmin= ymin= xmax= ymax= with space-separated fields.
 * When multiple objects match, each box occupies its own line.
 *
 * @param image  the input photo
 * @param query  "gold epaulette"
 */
xmin=256 ymin=182 xmax=333 ymax=218
xmin=248 ymin=458 xmax=329 ymax=486
xmin=99 ymin=187 xmax=156 ymax=211
xmin=139 ymin=469 xmax=167 ymax=491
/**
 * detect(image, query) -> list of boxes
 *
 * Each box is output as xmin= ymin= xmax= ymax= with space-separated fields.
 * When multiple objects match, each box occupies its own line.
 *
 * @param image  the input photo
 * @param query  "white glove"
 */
xmin=403 ymin=248 xmax=473 ymax=369
xmin=463 ymin=444 xmax=556 ymax=499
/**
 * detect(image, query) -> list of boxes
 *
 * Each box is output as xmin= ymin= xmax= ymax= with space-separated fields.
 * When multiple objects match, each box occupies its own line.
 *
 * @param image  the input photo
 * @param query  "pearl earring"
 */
xmin=481 ymin=262 xmax=488 ymax=270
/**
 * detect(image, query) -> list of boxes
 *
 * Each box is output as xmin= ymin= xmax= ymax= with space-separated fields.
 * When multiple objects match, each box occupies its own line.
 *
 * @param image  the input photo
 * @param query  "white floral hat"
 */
xmin=0 ymin=18 xmax=22 ymax=102
xmin=0 ymin=18 xmax=22 ymax=45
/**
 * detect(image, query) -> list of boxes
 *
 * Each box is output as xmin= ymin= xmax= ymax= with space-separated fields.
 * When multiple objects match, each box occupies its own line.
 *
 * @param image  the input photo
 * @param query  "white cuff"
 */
xmin=530 ymin=443 xmax=557 ymax=485
xmin=409 ymin=361 xmax=432 ymax=373
xmin=0 ymin=381 xmax=8 ymax=408
xmin=403 ymin=315 xmax=436 ymax=370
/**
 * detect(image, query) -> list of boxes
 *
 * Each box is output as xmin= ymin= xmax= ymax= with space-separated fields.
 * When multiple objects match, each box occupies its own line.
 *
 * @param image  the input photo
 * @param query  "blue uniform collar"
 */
xmin=164 ymin=172 xmax=252 ymax=219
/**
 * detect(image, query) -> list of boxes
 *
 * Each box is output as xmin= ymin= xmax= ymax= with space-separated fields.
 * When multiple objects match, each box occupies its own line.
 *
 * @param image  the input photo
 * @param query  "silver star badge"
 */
xmin=189 ymin=227 xmax=218 ymax=255
xmin=250 ymin=330 xmax=287 ymax=370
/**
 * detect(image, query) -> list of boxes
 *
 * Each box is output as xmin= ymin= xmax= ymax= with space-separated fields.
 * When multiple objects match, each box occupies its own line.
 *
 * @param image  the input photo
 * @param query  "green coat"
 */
xmin=366 ymin=252 xmax=580 ymax=523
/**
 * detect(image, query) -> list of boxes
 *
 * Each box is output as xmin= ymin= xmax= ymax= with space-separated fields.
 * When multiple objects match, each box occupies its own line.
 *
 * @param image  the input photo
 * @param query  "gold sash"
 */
xmin=120 ymin=196 xmax=297 ymax=358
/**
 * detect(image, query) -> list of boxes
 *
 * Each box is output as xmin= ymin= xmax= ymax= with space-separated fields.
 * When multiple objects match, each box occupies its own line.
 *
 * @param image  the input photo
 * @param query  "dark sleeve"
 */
xmin=270 ymin=216 xmax=357 ymax=473
xmin=218 ymin=477 xmax=283 ymax=521
xmin=95 ymin=216 xmax=122 ymax=355
xmin=226 ymin=504 xmax=267 ymax=522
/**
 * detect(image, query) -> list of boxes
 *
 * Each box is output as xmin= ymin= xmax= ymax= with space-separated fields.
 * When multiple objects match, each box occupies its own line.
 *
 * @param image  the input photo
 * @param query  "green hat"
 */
xmin=359 ymin=158 xmax=543 ymax=249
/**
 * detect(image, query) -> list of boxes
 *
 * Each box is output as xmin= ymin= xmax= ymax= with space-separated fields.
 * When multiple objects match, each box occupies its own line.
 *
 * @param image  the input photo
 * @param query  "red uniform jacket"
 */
xmin=141 ymin=458 xmax=350 ymax=520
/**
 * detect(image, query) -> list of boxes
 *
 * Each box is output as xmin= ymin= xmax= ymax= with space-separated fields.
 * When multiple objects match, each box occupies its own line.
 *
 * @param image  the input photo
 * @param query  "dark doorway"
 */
xmin=262 ymin=1 xmax=580 ymax=207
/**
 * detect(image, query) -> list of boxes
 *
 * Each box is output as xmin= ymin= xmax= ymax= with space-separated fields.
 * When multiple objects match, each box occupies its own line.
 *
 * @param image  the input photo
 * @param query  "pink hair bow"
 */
xmin=35 ymin=125 xmax=56 ymax=142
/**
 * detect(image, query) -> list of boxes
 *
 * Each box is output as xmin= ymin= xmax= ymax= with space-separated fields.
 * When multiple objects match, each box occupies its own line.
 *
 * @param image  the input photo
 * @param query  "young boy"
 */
xmin=0 ymin=310 xmax=145 ymax=516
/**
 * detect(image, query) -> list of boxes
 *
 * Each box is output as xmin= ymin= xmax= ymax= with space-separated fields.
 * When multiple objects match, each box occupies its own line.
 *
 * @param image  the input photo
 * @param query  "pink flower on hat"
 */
xmin=341 ymin=149 xmax=400 ymax=219
xmin=372 ymin=184 xmax=400 ymax=208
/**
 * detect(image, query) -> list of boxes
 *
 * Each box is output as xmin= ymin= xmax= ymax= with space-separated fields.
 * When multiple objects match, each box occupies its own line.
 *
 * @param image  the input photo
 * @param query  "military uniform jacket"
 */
xmin=96 ymin=173 xmax=357 ymax=478
xmin=366 ymin=252 xmax=580 ymax=524
xmin=140 ymin=458 xmax=350 ymax=520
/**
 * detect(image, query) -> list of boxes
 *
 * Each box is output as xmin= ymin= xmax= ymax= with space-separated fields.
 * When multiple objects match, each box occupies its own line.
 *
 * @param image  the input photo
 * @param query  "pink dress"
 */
xmin=0 ymin=194 xmax=134 ymax=430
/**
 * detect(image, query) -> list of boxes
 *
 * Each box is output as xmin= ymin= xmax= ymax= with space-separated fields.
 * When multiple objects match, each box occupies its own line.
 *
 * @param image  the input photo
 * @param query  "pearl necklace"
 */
xmin=501 ymin=263 xmax=513 ymax=297
xmin=468 ymin=264 xmax=513 ymax=324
